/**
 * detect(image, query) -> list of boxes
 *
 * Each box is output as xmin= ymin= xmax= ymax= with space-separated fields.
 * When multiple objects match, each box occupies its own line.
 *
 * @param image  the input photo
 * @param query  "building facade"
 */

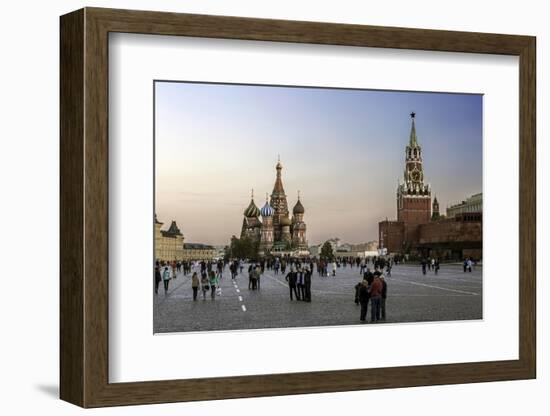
xmin=182 ymin=243 xmax=216 ymax=261
xmin=309 ymin=239 xmax=379 ymax=259
xmin=155 ymin=216 xmax=184 ymax=261
xmin=240 ymin=158 xmax=309 ymax=257
xmin=446 ymin=193 xmax=483 ymax=218
xmin=378 ymin=113 xmax=482 ymax=260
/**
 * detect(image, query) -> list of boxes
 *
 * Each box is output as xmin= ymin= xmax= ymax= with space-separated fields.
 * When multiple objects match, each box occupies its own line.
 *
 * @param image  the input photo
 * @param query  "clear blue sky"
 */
xmin=155 ymin=81 xmax=482 ymax=246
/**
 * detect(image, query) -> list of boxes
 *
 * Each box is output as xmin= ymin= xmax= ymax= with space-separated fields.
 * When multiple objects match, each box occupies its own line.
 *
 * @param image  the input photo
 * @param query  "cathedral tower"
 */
xmin=270 ymin=156 xmax=290 ymax=241
xmin=240 ymin=189 xmax=262 ymax=242
xmin=397 ymin=113 xmax=432 ymax=241
xmin=259 ymin=194 xmax=275 ymax=255
xmin=291 ymin=191 xmax=307 ymax=249
xmin=431 ymin=196 xmax=440 ymax=221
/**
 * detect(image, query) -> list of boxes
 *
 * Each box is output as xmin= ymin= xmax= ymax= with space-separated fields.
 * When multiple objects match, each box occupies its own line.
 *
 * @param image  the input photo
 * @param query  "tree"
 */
xmin=320 ymin=241 xmax=334 ymax=261
xmin=228 ymin=236 xmax=259 ymax=260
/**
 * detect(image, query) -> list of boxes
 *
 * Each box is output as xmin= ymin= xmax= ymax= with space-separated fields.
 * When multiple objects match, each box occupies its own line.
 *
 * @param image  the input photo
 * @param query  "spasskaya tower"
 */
xmin=396 ymin=112 xmax=432 ymax=241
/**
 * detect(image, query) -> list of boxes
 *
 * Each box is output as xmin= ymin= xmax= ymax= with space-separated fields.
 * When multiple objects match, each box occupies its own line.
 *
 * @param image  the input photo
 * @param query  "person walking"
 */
xmin=209 ymin=270 xmax=219 ymax=300
xmin=359 ymin=279 xmax=370 ymax=322
xmin=369 ymin=272 xmax=383 ymax=322
xmin=191 ymin=272 xmax=200 ymax=301
xmin=154 ymin=263 xmax=162 ymax=295
xmin=434 ymin=258 xmax=440 ymax=275
xmin=380 ymin=275 xmax=388 ymax=320
xmin=354 ymin=281 xmax=361 ymax=305
xmin=304 ymin=266 xmax=312 ymax=302
xmin=332 ymin=261 xmax=337 ymax=277
xmin=162 ymin=265 xmax=171 ymax=295
xmin=251 ymin=266 xmax=258 ymax=290
xmin=285 ymin=270 xmax=300 ymax=300
xmin=255 ymin=263 xmax=262 ymax=290
xmin=421 ymin=258 xmax=427 ymax=275
xmin=171 ymin=260 xmax=177 ymax=279
xmin=200 ymin=273 xmax=209 ymax=300
xmin=296 ymin=267 xmax=305 ymax=301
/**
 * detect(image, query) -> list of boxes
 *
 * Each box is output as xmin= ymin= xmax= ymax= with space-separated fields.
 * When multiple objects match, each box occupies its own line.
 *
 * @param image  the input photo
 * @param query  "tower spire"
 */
xmin=273 ymin=157 xmax=284 ymax=192
xmin=409 ymin=112 xmax=418 ymax=147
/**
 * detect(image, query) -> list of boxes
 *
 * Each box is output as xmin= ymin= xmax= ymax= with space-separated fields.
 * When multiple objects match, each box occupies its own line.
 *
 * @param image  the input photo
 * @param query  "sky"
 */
xmin=154 ymin=81 xmax=482 ymax=246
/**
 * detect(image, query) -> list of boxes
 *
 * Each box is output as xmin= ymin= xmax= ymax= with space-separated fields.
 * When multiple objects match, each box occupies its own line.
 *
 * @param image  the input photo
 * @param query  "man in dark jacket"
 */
xmin=358 ymin=280 xmax=370 ymax=322
xmin=304 ymin=267 xmax=312 ymax=302
xmin=285 ymin=270 xmax=300 ymax=301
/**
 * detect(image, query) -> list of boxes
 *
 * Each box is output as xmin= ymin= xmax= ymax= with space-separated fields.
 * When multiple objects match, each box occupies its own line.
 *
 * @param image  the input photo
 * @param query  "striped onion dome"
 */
xmin=260 ymin=197 xmax=274 ymax=217
xmin=244 ymin=198 xmax=260 ymax=218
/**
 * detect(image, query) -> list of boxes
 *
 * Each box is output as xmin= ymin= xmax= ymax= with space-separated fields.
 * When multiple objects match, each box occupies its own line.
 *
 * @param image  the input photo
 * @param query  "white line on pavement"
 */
xmin=236 ymin=289 xmax=240 ymax=293
xmin=392 ymin=278 xmax=479 ymax=296
xmin=238 ymin=296 xmax=243 ymax=301
xmin=263 ymin=274 xmax=288 ymax=288
xmin=241 ymin=305 xmax=247 ymax=312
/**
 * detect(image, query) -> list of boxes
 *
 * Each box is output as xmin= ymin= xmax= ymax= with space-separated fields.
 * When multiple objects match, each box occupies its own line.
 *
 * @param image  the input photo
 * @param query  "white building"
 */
xmin=446 ymin=193 xmax=483 ymax=218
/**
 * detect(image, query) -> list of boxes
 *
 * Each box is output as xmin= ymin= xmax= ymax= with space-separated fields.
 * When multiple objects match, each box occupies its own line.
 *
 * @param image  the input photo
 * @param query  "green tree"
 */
xmin=228 ymin=236 xmax=259 ymax=260
xmin=320 ymin=241 xmax=334 ymax=261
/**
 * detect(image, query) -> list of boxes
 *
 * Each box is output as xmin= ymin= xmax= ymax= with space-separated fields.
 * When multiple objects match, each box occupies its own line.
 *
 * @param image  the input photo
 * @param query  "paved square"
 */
xmin=154 ymin=263 xmax=482 ymax=333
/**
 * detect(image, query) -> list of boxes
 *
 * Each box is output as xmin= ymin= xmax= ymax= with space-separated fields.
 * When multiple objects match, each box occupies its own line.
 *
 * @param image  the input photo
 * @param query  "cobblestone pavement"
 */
xmin=153 ymin=263 xmax=482 ymax=333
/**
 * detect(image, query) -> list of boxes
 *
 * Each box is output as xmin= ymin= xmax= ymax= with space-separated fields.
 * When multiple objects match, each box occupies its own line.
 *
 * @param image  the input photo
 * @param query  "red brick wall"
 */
xmin=417 ymin=218 xmax=482 ymax=245
xmin=379 ymin=220 xmax=404 ymax=253
xmin=398 ymin=196 xmax=431 ymax=225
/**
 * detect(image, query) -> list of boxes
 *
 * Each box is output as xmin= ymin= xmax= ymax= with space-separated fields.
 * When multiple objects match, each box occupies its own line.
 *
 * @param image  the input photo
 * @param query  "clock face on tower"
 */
xmin=412 ymin=170 xmax=421 ymax=182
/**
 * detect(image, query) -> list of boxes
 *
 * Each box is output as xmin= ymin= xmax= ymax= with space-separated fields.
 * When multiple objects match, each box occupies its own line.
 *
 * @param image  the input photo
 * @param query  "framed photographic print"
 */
xmin=60 ymin=7 xmax=536 ymax=408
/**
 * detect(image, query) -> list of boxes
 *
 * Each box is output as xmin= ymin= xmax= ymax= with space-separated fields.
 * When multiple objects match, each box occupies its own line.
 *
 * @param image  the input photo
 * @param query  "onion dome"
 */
xmin=243 ymin=189 xmax=260 ymax=218
xmin=293 ymin=199 xmax=305 ymax=215
xmin=261 ymin=194 xmax=274 ymax=217
xmin=280 ymin=216 xmax=291 ymax=226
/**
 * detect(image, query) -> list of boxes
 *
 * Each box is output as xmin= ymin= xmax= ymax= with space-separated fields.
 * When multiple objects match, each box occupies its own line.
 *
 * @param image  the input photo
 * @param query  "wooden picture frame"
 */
xmin=60 ymin=7 xmax=536 ymax=408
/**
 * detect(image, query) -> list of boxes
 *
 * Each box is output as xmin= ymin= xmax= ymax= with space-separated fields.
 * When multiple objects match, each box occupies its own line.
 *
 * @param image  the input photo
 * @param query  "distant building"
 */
xmin=155 ymin=215 xmax=184 ymax=261
xmin=351 ymin=241 xmax=379 ymax=252
xmin=182 ymin=243 xmax=216 ymax=261
xmin=446 ymin=193 xmax=483 ymax=218
xmin=309 ymin=239 xmax=379 ymax=259
xmin=378 ymin=113 xmax=482 ymax=260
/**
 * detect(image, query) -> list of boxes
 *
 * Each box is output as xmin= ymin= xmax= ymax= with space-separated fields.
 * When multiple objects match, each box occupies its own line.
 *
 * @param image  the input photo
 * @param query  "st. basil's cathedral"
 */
xmin=240 ymin=158 xmax=308 ymax=257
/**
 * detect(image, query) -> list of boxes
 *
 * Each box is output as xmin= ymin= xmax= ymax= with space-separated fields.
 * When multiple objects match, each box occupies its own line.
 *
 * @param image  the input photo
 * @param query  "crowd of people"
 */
xmin=420 ymin=257 xmax=441 ymax=275
xmin=155 ymin=256 xmax=396 ymax=323
xmin=354 ymin=269 xmax=388 ymax=323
